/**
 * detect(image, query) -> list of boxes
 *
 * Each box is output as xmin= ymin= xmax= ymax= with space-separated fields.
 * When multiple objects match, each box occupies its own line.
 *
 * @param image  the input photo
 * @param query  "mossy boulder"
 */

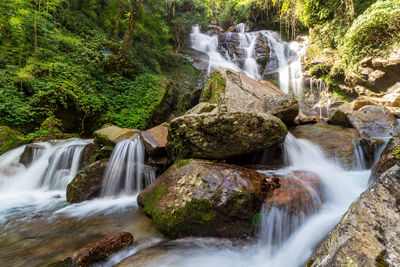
xmin=291 ymin=122 xmax=360 ymax=169
xmin=0 ymin=126 xmax=31 ymax=155
xmin=93 ymin=125 xmax=139 ymax=147
xmin=166 ymin=111 xmax=288 ymax=161
xmin=200 ymin=67 xmax=283 ymax=112
xmin=79 ymin=143 xmax=101 ymax=169
xmin=185 ymin=102 xmax=218 ymax=115
xmin=307 ymin=165 xmax=400 ymax=266
xmin=137 ymin=160 xmax=280 ymax=239
xmin=66 ymin=161 xmax=108 ymax=203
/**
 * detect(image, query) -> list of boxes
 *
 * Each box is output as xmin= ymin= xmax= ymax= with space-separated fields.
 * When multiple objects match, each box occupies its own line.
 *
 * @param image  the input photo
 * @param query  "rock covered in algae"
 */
xmin=93 ymin=125 xmax=139 ymax=147
xmin=66 ymin=160 xmax=108 ymax=203
xmin=167 ymin=111 xmax=288 ymax=161
xmin=48 ymin=232 xmax=133 ymax=266
xmin=307 ymin=165 xmax=400 ymax=266
xmin=137 ymin=159 xmax=280 ymax=239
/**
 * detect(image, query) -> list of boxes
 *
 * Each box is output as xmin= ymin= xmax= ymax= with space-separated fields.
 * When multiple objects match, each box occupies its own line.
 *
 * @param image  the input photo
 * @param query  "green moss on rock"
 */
xmin=0 ymin=126 xmax=31 ymax=155
xmin=200 ymin=71 xmax=226 ymax=103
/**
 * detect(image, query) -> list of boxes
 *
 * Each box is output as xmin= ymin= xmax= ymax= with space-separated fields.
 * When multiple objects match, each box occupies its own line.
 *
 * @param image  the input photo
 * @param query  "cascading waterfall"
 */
xmin=40 ymin=144 xmax=86 ymax=190
xmin=100 ymin=137 xmax=155 ymax=197
xmin=190 ymin=24 xmax=304 ymax=94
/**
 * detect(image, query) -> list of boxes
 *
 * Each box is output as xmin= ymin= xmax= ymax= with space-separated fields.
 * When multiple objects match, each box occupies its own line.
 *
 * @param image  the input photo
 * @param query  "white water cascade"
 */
xmin=190 ymin=24 xmax=304 ymax=94
xmin=136 ymin=134 xmax=371 ymax=267
xmin=100 ymin=138 xmax=155 ymax=197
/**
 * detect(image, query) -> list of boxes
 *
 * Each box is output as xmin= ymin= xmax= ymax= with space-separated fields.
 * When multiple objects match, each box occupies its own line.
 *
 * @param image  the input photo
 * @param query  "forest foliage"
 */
xmin=0 ymin=0 xmax=398 ymax=135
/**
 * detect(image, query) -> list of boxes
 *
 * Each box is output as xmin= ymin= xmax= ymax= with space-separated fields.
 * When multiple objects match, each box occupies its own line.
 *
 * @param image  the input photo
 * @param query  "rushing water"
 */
xmin=190 ymin=24 xmax=304 ymax=95
xmin=101 ymin=138 xmax=155 ymax=197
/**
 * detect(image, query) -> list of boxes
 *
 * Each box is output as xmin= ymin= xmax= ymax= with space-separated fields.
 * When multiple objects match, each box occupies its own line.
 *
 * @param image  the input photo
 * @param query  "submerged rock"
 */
xmin=138 ymin=160 xmax=279 ymax=239
xmin=200 ymin=67 xmax=283 ymax=112
xmin=348 ymin=105 xmax=398 ymax=138
xmin=141 ymin=124 xmax=168 ymax=157
xmin=369 ymin=134 xmax=400 ymax=183
xmin=49 ymin=232 xmax=133 ymax=267
xmin=291 ymin=122 xmax=360 ymax=169
xmin=66 ymin=161 xmax=108 ymax=203
xmin=167 ymin=111 xmax=287 ymax=161
xmin=93 ymin=125 xmax=139 ymax=147
xmin=264 ymin=171 xmax=323 ymax=216
xmin=19 ymin=144 xmax=45 ymax=167
xmin=307 ymin=165 xmax=400 ymax=266
xmin=0 ymin=126 xmax=30 ymax=155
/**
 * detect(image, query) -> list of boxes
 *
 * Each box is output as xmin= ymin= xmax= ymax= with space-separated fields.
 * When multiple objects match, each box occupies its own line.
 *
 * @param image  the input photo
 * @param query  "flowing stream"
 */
xmin=0 ymin=25 xmax=388 ymax=267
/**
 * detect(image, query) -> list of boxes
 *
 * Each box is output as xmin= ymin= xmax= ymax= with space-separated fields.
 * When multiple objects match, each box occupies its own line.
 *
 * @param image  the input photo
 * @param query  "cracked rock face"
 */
xmin=137 ymin=160 xmax=279 ymax=239
xmin=307 ymin=165 xmax=400 ymax=267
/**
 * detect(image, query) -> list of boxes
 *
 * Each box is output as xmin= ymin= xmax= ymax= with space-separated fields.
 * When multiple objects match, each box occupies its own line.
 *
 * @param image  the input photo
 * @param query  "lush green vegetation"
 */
xmin=0 ymin=0 xmax=208 ymax=134
xmin=0 ymin=0 xmax=397 ymax=136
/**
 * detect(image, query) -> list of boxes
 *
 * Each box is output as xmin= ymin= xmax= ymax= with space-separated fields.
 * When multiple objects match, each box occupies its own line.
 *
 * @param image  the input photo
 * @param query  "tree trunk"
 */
xmin=120 ymin=0 xmax=142 ymax=54
xmin=34 ymin=0 xmax=41 ymax=57
xmin=114 ymin=0 xmax=124 ymax=42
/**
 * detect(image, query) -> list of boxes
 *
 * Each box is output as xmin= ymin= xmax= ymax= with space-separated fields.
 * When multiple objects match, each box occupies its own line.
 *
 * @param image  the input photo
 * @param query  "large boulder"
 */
xmin=369 ymin=134 xmax=400 ymax=183
xmin=200 ymin=67 xmax=283 ymax=112
xmin=0 ymin=126 xmax=30 ymax=155
xmin=93 ymin=125 xmax=139 ymax=147
xmin=291 ymin=123 xmax=360 ymax=169
xmin=249 ymin=94 xmax=299 ymax=125
xmin=66 ymin=161 xmax=108 ymax=203
xmin=137 ymin=160 xmax=280 ymax=239
xmin=347 ymin=105 xmax=398 ymax=138
xmin=307 ymin=165 xmax=400 ymax=266
xmin=49 ymin=232 xmax=133 ymax=267
xmin=167 ymin=111 xmax=288 ymax=161
xmin=185 ymin=102 xmax=217 ymax=115
xmin=141 ymin=125 xmax=168 ymax=157
xmin=19 ymin=143 xmax=46 ymax=167
xmin=328 ymin=103 xmax=353 ymax=128
xmin=263 ymin=171 xmax=324 ymax=216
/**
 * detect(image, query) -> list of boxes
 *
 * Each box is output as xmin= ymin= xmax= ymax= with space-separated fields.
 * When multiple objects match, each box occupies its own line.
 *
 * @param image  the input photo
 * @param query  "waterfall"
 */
xmin=190 ymin=24 xmax=304 ymax=94
xmin=41 ymin=144 xmax=86 ymax=190
xmin=100 ymin=137 xmax=155 ymax=197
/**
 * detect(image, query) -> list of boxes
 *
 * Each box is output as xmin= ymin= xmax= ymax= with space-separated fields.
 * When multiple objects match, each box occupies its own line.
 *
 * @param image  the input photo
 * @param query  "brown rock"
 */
xmin=291 ymin=122 xmax=360 ymax=169
xmin=79 ymin=143 xmax=100 ymax=169
xmin=93 ymin=125 xmax=139 ymax=147
xmin=264 ymin=171 xmax=323 ymax=216
xmin=49 ymin=232 xmax=133 ymax=266
xmin=141 ymin=125 xmax=168 ymax=157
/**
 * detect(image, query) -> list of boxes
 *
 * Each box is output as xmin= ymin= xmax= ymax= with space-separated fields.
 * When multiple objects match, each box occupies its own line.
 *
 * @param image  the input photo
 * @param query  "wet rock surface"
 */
xmin=291 ymin=122 xmax=360 ymax=169
xmin=369 ymin=134 xmax=400 ymax=183
xmin=141 ymin=125 xmax=168 ymax=157
xmin=307 ymin=165 xmax=400 ymax=266
xmin=19 ymin=143 xmax=45 ymax=167
xmin=93 ymin=125 xmax=139 ymax=147
xmin=49 ymin=232 xmax=133 ymax=267
xmin=79 ymin=143 xmax=100 ymax=169
xmin=167 ymin=111 xmax=287 ymax=161
xmin=66 ymin=161 xmax=108 ymax=203
xmin=138 ymin=160 xmax=280 ymax=239
xmin=263 ymin=171 xmax=323 ymax=216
